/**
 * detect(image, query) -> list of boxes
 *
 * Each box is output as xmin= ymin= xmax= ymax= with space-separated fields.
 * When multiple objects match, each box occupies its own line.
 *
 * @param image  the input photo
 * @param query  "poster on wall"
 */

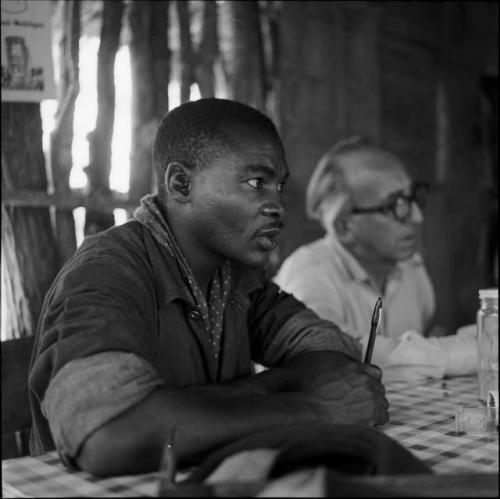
xmin=1 ymin=0 xmax=55 ymax=102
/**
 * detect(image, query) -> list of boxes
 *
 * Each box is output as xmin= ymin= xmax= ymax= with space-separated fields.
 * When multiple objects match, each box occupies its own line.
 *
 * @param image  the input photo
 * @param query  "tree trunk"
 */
xmin=84 ymin=0 xmax=124 ymax=235
xmin=176 ymin=0 xmax=194 ymax=104
xmin=129 ymin=0 xmax=169 ymax=203
xmin=50 ymin=0 xmax=81 ymax=262
xmin=1 ymin=104 xmax=60 ymax=340
xmin=219 ymin=0 xmax=266 ymax=111
xmin=194 ymin=0 xmax=218 ymax=98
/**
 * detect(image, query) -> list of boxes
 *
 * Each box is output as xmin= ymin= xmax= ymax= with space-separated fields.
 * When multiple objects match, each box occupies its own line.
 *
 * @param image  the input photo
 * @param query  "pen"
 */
xmin=159 ymin=425 xmax=177 ymax=486
xmin=364 ymin=297 xmax=382 ymax=364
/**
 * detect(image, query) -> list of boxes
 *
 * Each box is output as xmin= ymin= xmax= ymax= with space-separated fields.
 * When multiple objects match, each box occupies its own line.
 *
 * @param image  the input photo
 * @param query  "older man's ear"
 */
xmin=334 ymin=214 xmax=354 ymax=244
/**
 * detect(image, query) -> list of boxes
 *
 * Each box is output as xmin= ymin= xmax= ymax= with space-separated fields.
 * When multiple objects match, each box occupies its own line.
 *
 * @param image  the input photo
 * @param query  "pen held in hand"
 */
xmin=364 ymin=297 xmax=382 ymax=364
xmin=159 ymin=425 xmax=177 ymax=486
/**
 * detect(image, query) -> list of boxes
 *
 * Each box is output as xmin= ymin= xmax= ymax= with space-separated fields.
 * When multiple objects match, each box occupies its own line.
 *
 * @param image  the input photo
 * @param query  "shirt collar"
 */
xmin=147 ymin=233 xmax=264 ymax=307
xmin=324 ymin=233 xmax=370 ymax=283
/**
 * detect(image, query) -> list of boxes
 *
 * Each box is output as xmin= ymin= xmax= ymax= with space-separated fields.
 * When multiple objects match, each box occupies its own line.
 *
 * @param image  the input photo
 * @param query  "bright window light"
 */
xmin=40 ymin=35 xmax=202 ymax=246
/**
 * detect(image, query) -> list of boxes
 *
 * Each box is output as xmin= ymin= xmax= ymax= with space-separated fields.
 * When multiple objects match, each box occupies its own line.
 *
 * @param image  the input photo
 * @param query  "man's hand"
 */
xmin=281 ymin=350 xmax=389 ymax=427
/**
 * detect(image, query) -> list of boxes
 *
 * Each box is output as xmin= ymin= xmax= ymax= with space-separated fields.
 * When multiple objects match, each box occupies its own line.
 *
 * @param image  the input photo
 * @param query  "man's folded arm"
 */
xmin=43 ymin=350 xmax=321 ymax=476
xmin=43 ymin=348 xmax=385 ymax=477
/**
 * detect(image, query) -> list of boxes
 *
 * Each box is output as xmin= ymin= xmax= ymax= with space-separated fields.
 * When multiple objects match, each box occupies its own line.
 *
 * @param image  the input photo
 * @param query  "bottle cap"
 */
xmin=479 ymin=288 xmax=498 ymax=299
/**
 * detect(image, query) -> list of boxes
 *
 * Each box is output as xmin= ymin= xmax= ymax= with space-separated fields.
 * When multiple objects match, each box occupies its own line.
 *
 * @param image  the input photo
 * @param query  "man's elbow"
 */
xmin=76 ymin=426 xmax=122 ymax=477
xmin=76 ymin=423 xmax=159 ymax=477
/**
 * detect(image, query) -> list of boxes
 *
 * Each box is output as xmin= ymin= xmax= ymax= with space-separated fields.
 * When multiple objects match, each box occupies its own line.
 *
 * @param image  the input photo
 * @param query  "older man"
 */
xmin=275 ymin=137 xmax=435 ymax=340
xmin=28 ymin=101 xmax=388 ymax=477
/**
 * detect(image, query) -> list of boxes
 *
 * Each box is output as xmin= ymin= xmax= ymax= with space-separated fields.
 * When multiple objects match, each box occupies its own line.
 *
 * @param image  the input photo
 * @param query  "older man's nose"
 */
xmin=410 ymin=201 xmax=424 ymax=224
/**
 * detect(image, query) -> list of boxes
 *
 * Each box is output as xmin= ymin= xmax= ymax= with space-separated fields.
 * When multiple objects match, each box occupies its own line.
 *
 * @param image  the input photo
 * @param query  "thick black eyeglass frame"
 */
xmin=350 ymin=181 xmax=430 ymax=223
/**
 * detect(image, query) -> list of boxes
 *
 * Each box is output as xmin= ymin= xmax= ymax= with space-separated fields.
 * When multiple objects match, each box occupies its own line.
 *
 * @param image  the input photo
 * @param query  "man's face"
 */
xmin=186 ymin=127 xmax=289 ymax=267
xmin=344 ymin=155 xmax=424 ymax=265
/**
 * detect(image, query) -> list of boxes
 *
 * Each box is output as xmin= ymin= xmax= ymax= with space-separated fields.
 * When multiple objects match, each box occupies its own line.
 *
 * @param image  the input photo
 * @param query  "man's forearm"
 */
xmin=76 ymin=376 xmax=311 ymax=476
xmin=76 ymin=350 xmax=386 ymax=477
xmin=76 ymin=355 xmax=322 ymax=476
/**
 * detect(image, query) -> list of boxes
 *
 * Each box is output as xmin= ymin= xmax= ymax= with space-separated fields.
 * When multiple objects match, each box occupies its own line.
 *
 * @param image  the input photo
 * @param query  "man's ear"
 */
xmin=164 ymin=162 xmax=192 ymax=203
xmin=334 ymin=213 xmax=354 ymax=244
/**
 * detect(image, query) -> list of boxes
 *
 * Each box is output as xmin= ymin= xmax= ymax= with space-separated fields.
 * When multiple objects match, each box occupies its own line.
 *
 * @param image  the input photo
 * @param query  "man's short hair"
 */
xmin=306 ymin=136 xmax=403 ymax=233
xmin=153 ymin=98 xmax=281 ymax=202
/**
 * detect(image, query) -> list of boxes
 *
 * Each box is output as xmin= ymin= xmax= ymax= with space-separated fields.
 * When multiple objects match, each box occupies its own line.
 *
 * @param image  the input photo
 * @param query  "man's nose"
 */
xmin=410 ymin=200 xmax=424 ymax=224
xmin=261 ymin=198 xmax=285 ymax=219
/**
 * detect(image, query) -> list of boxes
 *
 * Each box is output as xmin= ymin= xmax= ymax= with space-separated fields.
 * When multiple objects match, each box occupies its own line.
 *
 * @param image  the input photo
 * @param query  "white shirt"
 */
xmin=274 ymin=233 xmax=435 ymax=340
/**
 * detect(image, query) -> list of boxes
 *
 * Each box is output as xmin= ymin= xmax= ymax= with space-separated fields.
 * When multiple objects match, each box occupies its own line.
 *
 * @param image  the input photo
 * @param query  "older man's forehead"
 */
xmin=343 ymin=150 xmax=408 ymax=184
xmin=341 ymin=152 xmax=411 ymax=204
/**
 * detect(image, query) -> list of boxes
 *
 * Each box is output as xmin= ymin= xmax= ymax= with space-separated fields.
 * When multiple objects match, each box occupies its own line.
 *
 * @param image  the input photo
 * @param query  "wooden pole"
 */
xmin=84 ymin=0 xmax=124 ymax=236
xmin=219 ymin=0 xmax=266 ymax=111
xmin=176 ymin=0 xmax=194 ymax=104
xmin=259 ymin=0 xmax=281 ymax=126
xmin=150 ymin=1 xmax=170 ymax=119
xmin=50 ymin=0 xmax=81 ymax=263
xmin=194 ymin=0 xmax=218 ymax=98
xmin=128 ymin=0 xmax=169 ymax=202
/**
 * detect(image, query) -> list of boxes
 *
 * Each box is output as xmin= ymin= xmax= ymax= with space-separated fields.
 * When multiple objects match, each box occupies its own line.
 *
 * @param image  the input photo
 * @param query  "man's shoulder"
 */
xmin=46 ymin=221 xmax=175 ymax=307
xmin=79 ymin=220 xmax=146 ymax=250
xmin=58 ymin=221 xmax=158 ymax=282
xmin=72 ymin=220 xmax=154 ymax=263
xmin=278 ymin=237 xmax=342 ymax=279
xmin=283 ymin=237 xmax=331 ymax=265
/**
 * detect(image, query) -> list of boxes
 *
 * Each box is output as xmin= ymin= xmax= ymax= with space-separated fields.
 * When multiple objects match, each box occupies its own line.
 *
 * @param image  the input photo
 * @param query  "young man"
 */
xmin=28 ymin=100 xmax=388 ymax=477
xmin=275 ymin=136 xmax=435 ymax=340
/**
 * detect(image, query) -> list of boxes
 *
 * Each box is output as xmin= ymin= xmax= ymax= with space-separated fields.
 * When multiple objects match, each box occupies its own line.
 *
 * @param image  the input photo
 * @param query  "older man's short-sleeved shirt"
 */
xmin=29 ymin=221 xmax=360 ymax=457
xmin=274 ymin=234 xmax=435 ymax=340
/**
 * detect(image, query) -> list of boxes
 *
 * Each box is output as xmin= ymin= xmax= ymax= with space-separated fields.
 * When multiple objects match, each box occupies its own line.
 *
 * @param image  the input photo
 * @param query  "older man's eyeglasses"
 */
xmin=350 ymin=182 xmax=430 ymax=223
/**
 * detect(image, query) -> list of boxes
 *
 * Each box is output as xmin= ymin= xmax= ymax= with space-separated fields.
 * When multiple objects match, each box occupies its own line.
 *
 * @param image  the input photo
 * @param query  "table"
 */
xmin=2 ymin=376 xmax=498 ymax=497
xmin=382 ymin=375 xmax=498 ymax=474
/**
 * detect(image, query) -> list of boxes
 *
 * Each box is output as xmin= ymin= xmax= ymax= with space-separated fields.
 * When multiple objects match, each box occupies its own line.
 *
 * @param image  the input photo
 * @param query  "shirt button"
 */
xmin=228 ymin=299 xmax=242 ymax=311
xmin=188 ymin=310 xmax=202 ymax=321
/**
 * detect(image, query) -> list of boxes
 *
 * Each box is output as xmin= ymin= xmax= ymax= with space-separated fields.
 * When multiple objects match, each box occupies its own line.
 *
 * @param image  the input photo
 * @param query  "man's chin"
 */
xmin=238 ymin=249 xmax=271 ymax=268
xmin=397 ymin=245 xmax=417 ymax=261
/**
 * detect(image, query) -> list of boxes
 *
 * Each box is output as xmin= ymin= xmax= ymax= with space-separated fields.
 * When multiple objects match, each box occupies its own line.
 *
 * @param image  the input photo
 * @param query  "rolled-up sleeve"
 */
xmin=41 ymin=351 xmax=164 ymax=468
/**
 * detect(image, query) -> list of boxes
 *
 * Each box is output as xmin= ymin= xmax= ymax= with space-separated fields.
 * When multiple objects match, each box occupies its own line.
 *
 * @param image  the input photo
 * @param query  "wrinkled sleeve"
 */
xmin=41 ymin=351 xmax=164 ymax=469
xmin=29 ymin=233 xmax=159 ymax=455
xmin=248 ymin=278 xmax=361 ymax=366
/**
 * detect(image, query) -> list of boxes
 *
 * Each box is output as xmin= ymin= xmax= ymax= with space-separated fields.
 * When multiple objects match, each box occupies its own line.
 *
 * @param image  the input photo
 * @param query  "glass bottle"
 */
xmin=477 ymin=288 xmax=498 ymax=404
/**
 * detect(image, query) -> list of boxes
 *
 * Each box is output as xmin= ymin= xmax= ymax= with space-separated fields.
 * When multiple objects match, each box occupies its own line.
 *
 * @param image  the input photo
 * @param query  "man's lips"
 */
xmin=257 ymin=227 xmax=282 ymax=238
xmin=400 ymin=233 xmax=417 ymax=246
xmin=257 ymin=220 xmax=283 ymax=236
xmin=255 ymin=222 xmax=283 ymax=250
xmin=256 ymin=221 xmax=284 ymax=237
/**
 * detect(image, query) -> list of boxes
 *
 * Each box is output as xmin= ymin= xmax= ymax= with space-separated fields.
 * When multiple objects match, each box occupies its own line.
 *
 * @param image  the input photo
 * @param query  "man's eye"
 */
xmin=277 ymin=182 xmax=286 ymax=193
xmin=247 ymin=178 xmax=263 ymax=189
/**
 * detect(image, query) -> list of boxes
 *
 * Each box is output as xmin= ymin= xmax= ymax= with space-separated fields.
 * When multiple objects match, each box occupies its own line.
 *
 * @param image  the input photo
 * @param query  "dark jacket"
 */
xmin=28 ymin=221 xmax=357 ymax=455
